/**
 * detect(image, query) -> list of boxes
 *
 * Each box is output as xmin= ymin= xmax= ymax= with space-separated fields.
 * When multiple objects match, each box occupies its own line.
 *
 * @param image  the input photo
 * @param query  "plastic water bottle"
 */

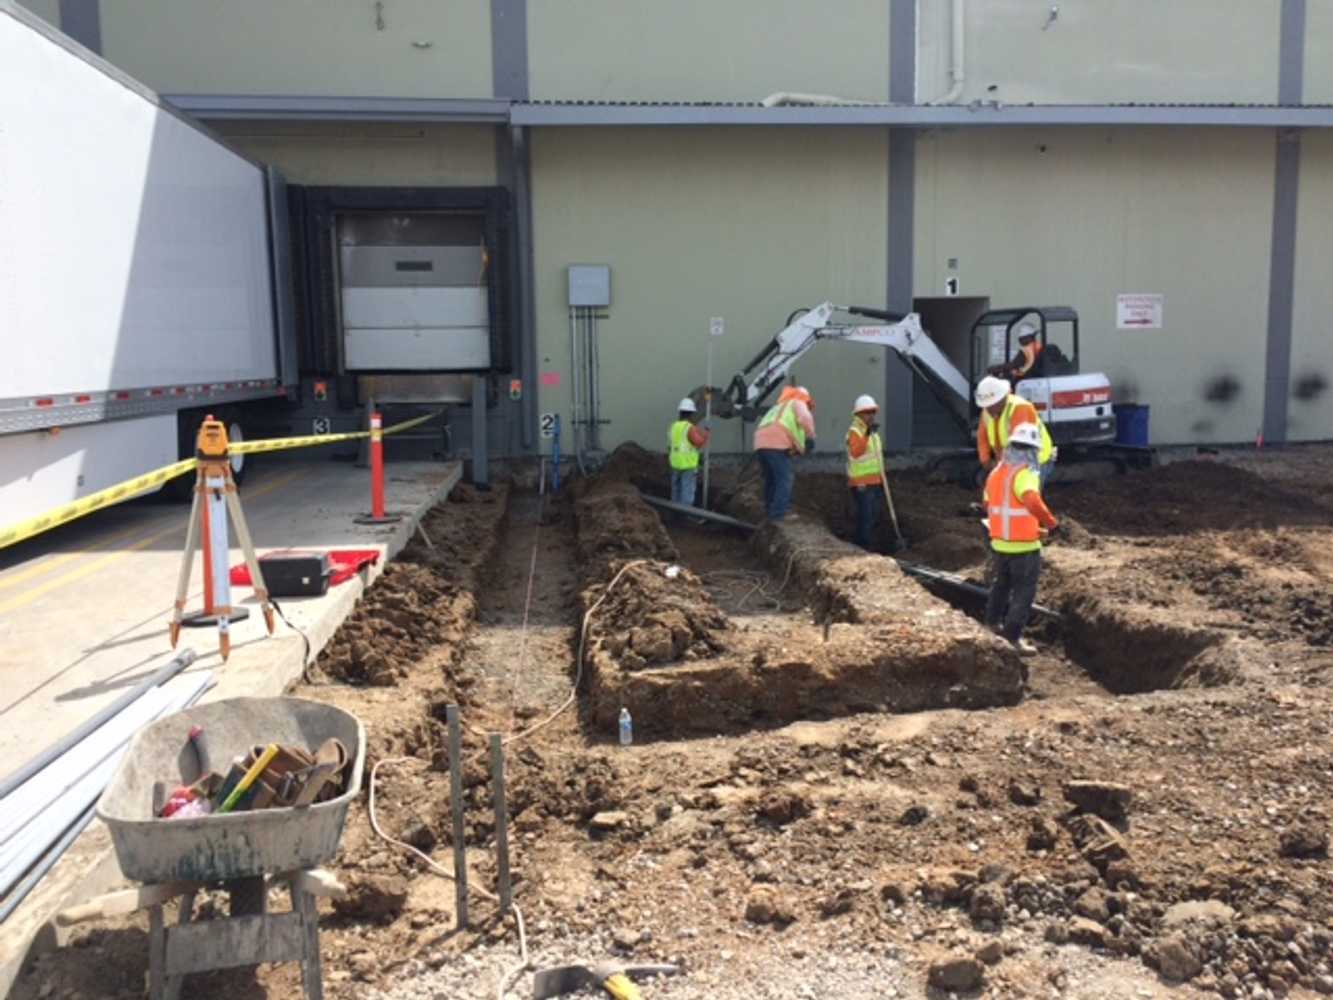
xmin=618 ymin=707 xmax=633 ymax=747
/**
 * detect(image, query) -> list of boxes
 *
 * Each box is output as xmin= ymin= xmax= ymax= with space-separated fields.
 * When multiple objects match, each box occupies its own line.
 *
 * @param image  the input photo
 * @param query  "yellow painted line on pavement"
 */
xmin=0 ymin=523 xmax=150 ymax=593
xmin=0 ymin=469 xmax=302 ymax=617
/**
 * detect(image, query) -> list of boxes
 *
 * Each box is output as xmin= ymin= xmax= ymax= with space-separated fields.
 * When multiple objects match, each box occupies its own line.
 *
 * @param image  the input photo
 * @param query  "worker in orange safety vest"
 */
xmin=983 ymin=420 xmax=1059 ymax=656
xmin=845 ymin=394 xmax=884 ymax=549
xmin=753 ymin=385 xmax=816 ymax=521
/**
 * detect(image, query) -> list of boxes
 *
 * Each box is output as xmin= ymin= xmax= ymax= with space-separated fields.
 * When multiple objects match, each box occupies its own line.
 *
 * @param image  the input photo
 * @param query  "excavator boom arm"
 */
xmin=728 ymin=301 xmax=972 ymax=412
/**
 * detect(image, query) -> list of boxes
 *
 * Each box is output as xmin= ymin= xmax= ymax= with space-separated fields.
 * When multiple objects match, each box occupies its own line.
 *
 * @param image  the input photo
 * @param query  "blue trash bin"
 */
xmin=1114 ymin=404 xmax=1150 ymax=446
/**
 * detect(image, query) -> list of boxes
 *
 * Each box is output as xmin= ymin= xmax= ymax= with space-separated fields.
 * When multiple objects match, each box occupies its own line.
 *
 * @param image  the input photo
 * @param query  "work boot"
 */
xmin=1012 ymin=638 xmax=1038 ymax=656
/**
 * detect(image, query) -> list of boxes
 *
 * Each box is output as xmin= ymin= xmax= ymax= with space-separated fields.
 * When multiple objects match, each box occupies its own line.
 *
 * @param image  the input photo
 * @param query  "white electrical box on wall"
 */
xmin=568 ymin=265 xmax=611 ymax=307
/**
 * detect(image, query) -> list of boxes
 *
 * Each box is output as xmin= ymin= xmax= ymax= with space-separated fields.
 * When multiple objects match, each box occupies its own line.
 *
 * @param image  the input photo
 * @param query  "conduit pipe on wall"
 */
xmin=932 ymin=0 xmax=967 ymax=105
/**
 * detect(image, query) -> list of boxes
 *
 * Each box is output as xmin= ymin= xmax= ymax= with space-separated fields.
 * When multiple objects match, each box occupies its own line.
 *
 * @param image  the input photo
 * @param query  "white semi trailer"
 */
xmin=0 ymin=2 xmax=296 ymax=527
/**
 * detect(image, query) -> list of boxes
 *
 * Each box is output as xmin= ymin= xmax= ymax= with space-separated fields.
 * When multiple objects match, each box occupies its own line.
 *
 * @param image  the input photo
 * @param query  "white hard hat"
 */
xmin=677 ymin=397 xmax=697 ymax=414
xmin=975 ymin=375 xmax=1011 ymax=408
xmin=1009 ymin=422 xmax=1042 ymax=449
xmin=853 ymin=394 xmax=878 ymax=413
xmin=1016 ymin=321 xmax=1038 ymax=341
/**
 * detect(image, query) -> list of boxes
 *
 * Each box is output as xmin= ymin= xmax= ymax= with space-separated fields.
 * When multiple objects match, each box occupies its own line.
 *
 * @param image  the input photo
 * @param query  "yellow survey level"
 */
xmin=0 ymin=412 xmax=439 ymax=551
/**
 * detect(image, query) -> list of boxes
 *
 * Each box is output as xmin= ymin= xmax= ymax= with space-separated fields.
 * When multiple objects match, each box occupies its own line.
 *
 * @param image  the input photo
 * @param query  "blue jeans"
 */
xmin=671 ymin=469 xmax=698 ymax=507
xmin=851 ymin=485 xmax=882 ymax=549
xmin=757 ymin=449 xmax=795 ymax=520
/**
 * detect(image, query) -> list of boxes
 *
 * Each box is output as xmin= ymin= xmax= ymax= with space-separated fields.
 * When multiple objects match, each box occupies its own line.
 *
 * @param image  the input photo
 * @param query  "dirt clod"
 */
xmin=757 ymin=789 xmax=811 ymax=826
xmin=745 ymin=886 xmax=797 ymax=926
xmin=1150 ymin=934 xmax=1205 ymax=982
xmin=1278 ymin=824 xmax=1328 ymax=858
xmin=333 ymin=874 xmax=409 ymax=921
xmin=927 ymin=955 xmax=985 ymax=991
xmin=1063 ymin=779 xmax=1134 ymax=820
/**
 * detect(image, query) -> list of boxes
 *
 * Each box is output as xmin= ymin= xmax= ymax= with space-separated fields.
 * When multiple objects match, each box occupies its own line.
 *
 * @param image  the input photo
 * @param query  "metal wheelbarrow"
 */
xmin=87 ymin=696 xmax=366 ymax=1000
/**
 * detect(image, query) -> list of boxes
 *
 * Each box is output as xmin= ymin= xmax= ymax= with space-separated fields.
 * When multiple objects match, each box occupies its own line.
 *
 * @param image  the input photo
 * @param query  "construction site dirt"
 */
xmin=15 ymin=444 xmax=1333 ymax=1000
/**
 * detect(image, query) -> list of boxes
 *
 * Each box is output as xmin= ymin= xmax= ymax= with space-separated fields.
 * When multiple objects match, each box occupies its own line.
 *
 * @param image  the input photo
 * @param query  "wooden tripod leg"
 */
xmin=223 ymin=476 xmax=274 ymax=634
xmin=169 ymin=482 xmax=203 ymax=646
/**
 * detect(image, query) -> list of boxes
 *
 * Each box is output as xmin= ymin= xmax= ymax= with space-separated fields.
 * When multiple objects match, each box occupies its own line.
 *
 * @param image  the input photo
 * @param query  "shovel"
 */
xmin=873 ymin=433 xmax=907 ymax=553
xmin=532 ymin=960 xmax=678 ymax=1000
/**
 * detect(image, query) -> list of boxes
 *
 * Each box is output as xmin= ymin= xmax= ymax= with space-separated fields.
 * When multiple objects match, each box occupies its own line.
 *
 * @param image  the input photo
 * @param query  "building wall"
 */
xmin=1305 ymin=0 xmax=1333 ymax=104
xmin=16 ymin=0 xmax=59 ymax=28
xmin=528 ymin=0 xmax=890 ymax=102
xmin=917 ymin=0 xmax=1282 ymax=105
xmin=211 ymin=122 xmax=498 ymax=187
xmin=99 ymin=0 xmax=492 ymax=97
xmin=1290 ymin=131 xmax=1333 ymax=441
xmin=914 ymin=127 xmax=1276 ymax=445
xmin=530 ymin=127 xmax=891 ymax=453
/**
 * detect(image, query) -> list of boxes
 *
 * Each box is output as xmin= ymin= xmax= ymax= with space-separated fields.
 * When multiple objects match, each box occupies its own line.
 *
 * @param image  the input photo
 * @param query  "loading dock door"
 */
xmin=338 ymin=213 xmax=491 ymax=372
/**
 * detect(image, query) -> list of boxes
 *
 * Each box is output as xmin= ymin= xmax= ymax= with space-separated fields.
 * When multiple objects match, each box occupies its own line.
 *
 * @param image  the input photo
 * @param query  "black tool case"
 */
xmin=257 ymin=550 xmax=333 ymax=597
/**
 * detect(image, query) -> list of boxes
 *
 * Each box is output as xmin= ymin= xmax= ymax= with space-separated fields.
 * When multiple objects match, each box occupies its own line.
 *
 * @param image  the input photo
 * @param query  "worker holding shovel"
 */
xmin=846 ymin=395 xmax=886 ymax=549
xmin=984 ymin=421 xmax=1059 ymax=656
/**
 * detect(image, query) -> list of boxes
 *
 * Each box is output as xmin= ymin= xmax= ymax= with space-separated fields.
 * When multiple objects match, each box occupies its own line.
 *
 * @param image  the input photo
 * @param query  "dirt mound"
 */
xmin=574 ymin=478 xmax=678 ymax=579
xmin=588 ymin=561 xmax=731 ymax=670
xmin=599 ymin=442 xmax=670 ymax=493
xmin=316 ymin=484 xmax=508 ymax=687
xmin=319 ymin=563 xmax=475 ymax=686
xmin=1059 ymin=459 xmax=1333 ymax=535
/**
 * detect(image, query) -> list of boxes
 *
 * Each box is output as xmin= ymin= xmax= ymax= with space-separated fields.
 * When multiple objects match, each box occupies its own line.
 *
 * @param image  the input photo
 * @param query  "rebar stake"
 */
xmin=489 ymin=733 xmax=512 ymax=914
xmin=446 ymin=704 xmax=468 ymax=928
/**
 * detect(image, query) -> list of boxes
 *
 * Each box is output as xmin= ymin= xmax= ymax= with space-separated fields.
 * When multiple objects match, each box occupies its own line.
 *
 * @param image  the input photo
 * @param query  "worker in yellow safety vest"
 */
xmin=753 ymin=385 xmax=816 ymax=521
xmin=974 ymin=375 xmax=1057 ymax=489
xmin=845 ymin=394 xmax=885 ymax=549
xmin=983 ymin=421 xmax=1059 ymax=656
xmin=668 ymin=396 xmax=711 ymax=508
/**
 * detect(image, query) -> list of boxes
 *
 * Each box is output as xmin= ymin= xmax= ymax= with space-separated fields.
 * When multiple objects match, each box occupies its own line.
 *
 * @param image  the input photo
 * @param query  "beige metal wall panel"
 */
xmin=531 ymin=127 xmax=891 ymax=453
xmin=915 ymin=128 xmax=1274 ymax=445
xmin=1290 ymin=131 xmax=1333 ymax=440
xmin=212 ymin=122 xmax=498 ymax=186
xmin=1305 ymin=1 xmax=1333 ymax=103
xmin=918 ymin=0 xmax=1280 ymax=105
xmin=17 ymin=0 xmax=59 ymax=28
xmin=99 ymin=0 xmax=492 ymax=98
xmin=529 ymin=0 xmax=889 ymax=102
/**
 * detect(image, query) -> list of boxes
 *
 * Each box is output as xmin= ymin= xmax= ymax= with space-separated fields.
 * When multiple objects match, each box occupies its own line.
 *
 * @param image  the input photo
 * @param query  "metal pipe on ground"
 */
xmin=0 ymin=648 xmax=197 ymax=801
xmin=638 ymin=493 xmax=757 ymax=531
xmin=895 ymin=559 xmax=1063 ymax=622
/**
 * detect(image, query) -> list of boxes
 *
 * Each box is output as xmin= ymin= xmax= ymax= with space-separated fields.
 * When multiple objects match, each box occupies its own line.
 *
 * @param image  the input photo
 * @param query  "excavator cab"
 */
xmin=969 ymin=306 xmax=1115 ymax=446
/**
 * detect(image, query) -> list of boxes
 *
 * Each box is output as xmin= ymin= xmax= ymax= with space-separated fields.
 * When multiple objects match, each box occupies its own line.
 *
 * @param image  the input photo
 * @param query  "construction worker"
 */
xmin=668 ymin=397 xmax=710 ymax=507
xmin=1008 ymin=321 xmax=1044 ymax=381
xmin=974 ymin=375 xmax=1056 ymax=489
xmin=984 ymin=421 xmax=1059 ymax=656
xmin=845 ymin=394 xmax=884 ymax=549
xmin=753 ymin=385 xmax=816 ymax=521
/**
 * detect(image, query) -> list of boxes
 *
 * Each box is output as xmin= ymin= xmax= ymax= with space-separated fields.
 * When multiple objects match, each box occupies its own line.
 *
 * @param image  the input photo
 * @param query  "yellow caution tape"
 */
xmin=229 ymin=411 xmax=438 ymax=456
xmin=0 ymin=411 xmax=441 ymax=550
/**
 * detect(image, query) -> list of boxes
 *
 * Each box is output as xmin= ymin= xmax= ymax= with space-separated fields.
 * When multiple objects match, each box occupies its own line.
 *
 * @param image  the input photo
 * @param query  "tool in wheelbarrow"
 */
xmin=533 ymin=960 xmax=679 ymax=999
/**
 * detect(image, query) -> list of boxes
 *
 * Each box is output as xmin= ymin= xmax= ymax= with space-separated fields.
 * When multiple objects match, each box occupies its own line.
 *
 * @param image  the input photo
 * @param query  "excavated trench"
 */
xmin=789 ymin=468 xmax=1247 ymax=695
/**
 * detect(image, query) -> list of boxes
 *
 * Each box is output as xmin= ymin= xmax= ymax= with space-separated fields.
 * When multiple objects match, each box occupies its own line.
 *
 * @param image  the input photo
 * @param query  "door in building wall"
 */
xmin=910 ymin=296 xmax=991 ymax=448
xmin=336 ymin=212 xmax=491 ymax=372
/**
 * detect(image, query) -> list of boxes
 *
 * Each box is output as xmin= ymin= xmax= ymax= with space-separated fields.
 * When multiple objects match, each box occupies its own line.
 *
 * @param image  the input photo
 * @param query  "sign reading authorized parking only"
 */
xmin=1116 ymin=293 xmax=1164 ymax=330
